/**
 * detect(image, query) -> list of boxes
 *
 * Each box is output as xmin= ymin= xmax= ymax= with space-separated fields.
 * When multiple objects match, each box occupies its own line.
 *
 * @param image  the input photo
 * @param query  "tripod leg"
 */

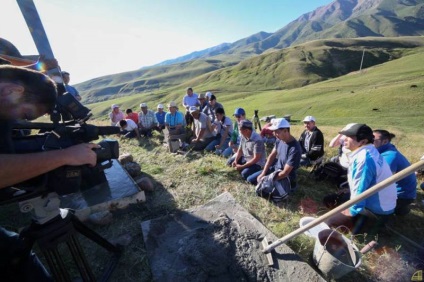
xmin=43 ymin=248 xmax=72 ymax=282
xmin=67 ymin=235 xmax=96 ymax=281
xmin=71 ymin=215 xmax=121 ymax=253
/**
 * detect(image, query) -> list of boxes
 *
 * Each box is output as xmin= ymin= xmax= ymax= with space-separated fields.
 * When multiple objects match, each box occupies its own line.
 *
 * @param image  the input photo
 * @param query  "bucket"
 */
xmin=168 ymin=139 xmax=180 ymax=153
xmin=313 ymin=229 xmax=361 ymax=279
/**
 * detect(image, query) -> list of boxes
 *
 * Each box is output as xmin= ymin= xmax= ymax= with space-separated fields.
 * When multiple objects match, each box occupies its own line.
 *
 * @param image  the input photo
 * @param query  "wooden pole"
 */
xmin=263 ymin=158 xmax=424 ymax=253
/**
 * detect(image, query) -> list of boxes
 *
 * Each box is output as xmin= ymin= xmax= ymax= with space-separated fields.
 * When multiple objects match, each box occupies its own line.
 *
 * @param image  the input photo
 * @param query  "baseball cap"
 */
xmin=111 ymin=104 xmax=119 ymax=109
xmin=268 ymin=118 xmax=290 ymax=130
xmin=233 ymin=108 xmax=246 ymax=116
xmin=140 ymin=103 xmax=147 ymax=108
xmin=303 ymin=116 xmax=316 ymax=122
xmin=198 ymin=93 xmax=206 ymax=99
xmin=339 ymin=123 xmax=374 ymax=142
xmin=240 ymin=120 xmax=253 ymax=129
xmin=157 ymin=103 xmax=164 ymax=109
xmin=205 ymin=91 xmax=212 ymax=99
xmin=189 ymin=106 xmax=199 ymax=113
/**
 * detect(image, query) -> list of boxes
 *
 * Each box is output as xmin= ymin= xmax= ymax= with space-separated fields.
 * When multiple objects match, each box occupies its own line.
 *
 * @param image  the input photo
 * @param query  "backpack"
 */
xmin=312 ymin=161 xmax=347 ymax=187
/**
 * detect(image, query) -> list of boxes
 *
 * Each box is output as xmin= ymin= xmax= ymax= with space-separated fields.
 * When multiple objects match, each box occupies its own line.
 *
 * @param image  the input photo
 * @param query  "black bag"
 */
xmin=312 ymin=161 xmax=347 ymax=186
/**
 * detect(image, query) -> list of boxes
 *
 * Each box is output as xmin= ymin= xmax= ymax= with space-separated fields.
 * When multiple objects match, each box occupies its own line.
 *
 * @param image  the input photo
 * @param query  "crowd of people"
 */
xmin=106 ymin=86 xmax=422 ymax=235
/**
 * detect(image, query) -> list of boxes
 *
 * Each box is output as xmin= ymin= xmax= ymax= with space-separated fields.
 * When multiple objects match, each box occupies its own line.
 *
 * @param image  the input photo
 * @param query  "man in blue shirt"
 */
xmin=373 ymin=129 xmax=417 ymax=215
xmin=154 ymin=104 xmax=167 ymax=133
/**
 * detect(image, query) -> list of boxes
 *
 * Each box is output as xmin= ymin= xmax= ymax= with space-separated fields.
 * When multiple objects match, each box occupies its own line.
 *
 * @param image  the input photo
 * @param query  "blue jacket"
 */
xmin=347 ymin=144 xmax=397 ymax=216
xmin=377 ymin=143 xmax=417 ymax=200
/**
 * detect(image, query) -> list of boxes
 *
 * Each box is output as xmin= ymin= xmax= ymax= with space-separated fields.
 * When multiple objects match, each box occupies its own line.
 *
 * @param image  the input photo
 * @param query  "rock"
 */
xmin=88 ymin=211 xmax=113 ymax=225
xmin=123 ymin=162 xmax=141 ymax=177
xmin=136 ymin=177 xmax=154 ymax=191
xmin=118 ymin=153 xmax=133 ymax=165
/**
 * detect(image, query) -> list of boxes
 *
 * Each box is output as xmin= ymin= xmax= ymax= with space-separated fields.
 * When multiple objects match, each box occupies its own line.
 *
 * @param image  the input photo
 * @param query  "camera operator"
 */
xmin=0 ymin=65 xmax=99 ymax=281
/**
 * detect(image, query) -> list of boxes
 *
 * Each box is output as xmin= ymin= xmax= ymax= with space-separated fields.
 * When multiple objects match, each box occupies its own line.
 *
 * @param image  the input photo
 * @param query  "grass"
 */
xmin=91 ymin=127 xmax=423 ymax=282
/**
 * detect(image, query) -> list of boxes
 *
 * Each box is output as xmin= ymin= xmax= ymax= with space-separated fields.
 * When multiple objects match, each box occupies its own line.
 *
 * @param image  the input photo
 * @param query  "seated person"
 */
xmin=138 ymin=103 xmax=159 ymax=137
xmin=118 ymin=119 xmax=140 ymax=139
xmin=373 ymin=129 xmax=417 ymax=215
xmin=205 ymin=107 xmax=233 ymax=154
xmin=125 ymin=108 xmax=138 ymax=124
xmin=154 ymin=103 xmax=167 ymax=132
xmin=260 ymin=117 xmax=276 ymax=145
xmin=223 ymin=107 xmax=246 ymax=158
xmin=109 ymin=104 xmax=124 ymax=126
xmin=298 ymin=116 xmax=324 ymax=166
xmin=252 ymin=118 xmax=301 ymax=204
xmin=198 ymin=93 xmax=215 ymax=122
xmin=328 ymin=130 xmax=352 ymax=169
xmin=182 ymin=87 xmax=199 ymax=129
xmin=189 ymin=106 xmax=215 ymax=151
xmin=164 ymin=101 xmax=186 ymax=137
xmin=209 ymin=94 xmax=224 ymax=113
xmin=325 ymin=123 xmax=397 ymax=234
xmin=229 ymin=120 xmax=267 ymax=182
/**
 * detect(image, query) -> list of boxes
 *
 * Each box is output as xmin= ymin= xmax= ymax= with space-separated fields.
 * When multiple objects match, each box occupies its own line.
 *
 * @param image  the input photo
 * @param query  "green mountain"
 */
xmin=75 ymin=0 xmax=424 ymax=103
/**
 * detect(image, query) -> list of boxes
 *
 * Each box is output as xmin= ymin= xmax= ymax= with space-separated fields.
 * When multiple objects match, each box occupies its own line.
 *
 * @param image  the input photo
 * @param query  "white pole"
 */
xmin=359 ymin=48 xmax=365 ymax=73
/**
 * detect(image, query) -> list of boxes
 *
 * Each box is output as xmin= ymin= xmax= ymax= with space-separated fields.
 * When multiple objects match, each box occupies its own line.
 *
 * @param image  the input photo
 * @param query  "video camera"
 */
xmin=1 ymin=91 xmax=120 ymax=204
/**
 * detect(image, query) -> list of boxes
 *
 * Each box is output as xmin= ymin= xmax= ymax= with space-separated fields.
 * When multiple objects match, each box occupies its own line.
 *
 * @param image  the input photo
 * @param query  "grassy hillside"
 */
xmin=87 ymin=43 xmax=424 ymax=153
xmin=79 ymin=37 xmax=423 ymax=105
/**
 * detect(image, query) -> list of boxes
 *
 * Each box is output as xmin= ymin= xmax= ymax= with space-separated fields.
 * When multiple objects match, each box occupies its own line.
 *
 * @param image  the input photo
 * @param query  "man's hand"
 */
xmin=62 ymin=143 xmax=99 ymax=167
xmin=341 ymin=209 xmax=352 ymax=217
xmin=257 ymin=173 xmax=265 ymax=183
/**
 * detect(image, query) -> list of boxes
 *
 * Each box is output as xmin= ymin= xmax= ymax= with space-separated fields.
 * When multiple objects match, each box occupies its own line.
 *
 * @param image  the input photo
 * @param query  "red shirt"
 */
xmin=125 ymin=112 xmax=139 ymax=124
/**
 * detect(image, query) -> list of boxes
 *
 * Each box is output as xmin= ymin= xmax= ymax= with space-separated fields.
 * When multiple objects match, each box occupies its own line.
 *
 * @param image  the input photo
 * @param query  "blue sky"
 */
xmin=2 ymin=0 xmax=333 ymax=83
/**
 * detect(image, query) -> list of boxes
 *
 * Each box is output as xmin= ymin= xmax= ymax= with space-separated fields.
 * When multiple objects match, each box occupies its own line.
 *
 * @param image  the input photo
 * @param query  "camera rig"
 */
xmin=1 ymin=91 xmax=120 ymax=204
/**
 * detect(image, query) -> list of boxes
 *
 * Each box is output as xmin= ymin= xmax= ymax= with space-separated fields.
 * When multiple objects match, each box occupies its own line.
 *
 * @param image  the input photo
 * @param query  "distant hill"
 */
xmin=74 ymin=0 xmax=424 ymax=103
xmin=153 ymin=0 xmax=424 ymax=67
xmin=78 ymin=36 xmax=423 ymax=103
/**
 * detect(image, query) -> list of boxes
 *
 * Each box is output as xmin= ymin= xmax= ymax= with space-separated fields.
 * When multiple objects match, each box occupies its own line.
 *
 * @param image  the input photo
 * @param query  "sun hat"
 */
xmin=168 ymin=101 xmax=177 ymax=108
xmin=303 ymin=116 xmax=316 ymax=122
xmin=189 ymin=106 xmax=199 ymax=113
xmin=268 ymin=118 xmax=290 ymax=130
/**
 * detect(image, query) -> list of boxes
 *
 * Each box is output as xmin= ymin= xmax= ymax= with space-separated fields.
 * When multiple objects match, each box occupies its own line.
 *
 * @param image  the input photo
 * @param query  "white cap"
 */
xmin=189 ymin=106 xmax=199 ymax=113
xmin=205 ymin=91 xmax=212 ymax=98
xmin=157 ymin=103 xmax=164 ymax=109
xmin=268 ymin=118 xmax=290 ymax=130
xmin=140 ymin=103 xmax=147 ymax=108
xmin=111 ymin=104 xmax=119 ymax=109
xmin=303 ymin=116 xmax=316 ymax=122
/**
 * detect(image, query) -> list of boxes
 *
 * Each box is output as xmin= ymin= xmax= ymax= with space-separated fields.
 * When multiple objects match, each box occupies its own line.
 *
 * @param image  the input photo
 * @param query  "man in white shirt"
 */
xmin=118 ymin=119 xmax=140 ymax=139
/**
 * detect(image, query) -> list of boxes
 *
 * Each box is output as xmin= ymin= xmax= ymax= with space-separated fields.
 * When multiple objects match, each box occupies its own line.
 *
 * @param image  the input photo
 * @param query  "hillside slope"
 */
xmin=87 ymin=46 xmax=424 ymax=140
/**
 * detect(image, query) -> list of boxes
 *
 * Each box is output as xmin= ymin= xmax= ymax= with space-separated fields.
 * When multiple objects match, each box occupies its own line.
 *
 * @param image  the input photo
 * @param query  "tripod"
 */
xmin=18 ymin=193 xmax=122 ymax=282
xmin=252 ymin=110 xmax=262 ymax=131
